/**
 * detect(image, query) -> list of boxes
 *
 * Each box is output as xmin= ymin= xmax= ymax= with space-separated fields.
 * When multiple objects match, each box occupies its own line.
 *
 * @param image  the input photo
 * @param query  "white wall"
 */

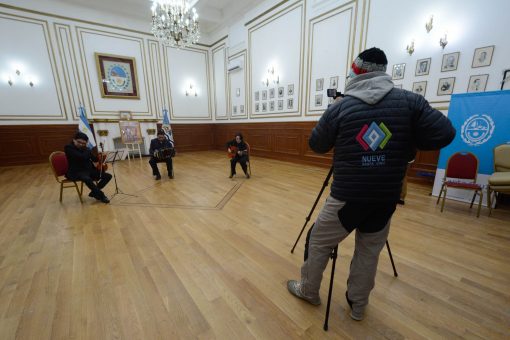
xmin=2 ymin=0 xmax=510 ymax=127
xmin=366 ymin=0 xmax=510 ymax=108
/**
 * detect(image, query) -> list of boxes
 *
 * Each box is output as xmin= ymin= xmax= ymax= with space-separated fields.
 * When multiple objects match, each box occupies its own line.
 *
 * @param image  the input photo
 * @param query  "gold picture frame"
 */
xmin=119 ymin=120 xmax=142 ymax=144
xmin=95 ymin=53 xmax=140 ymax=99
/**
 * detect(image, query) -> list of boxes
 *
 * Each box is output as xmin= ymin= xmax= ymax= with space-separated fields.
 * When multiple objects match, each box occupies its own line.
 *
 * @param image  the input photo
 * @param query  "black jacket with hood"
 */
xmin=310 ymin=71 xmax=456 ymax=204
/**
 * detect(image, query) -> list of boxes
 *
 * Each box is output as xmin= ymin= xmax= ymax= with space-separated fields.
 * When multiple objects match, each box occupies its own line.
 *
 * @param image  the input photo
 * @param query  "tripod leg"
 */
xmin=291 ymin=166 xmax=334 ymax=253
xmin=323 ymin=246 xmax=338 ymax=331
xmin=386 ymin=241 xmax=398 ymax=277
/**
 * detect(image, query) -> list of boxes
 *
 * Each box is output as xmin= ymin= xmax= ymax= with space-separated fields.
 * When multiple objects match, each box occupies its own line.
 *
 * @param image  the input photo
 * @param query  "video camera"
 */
xmin=327 ymin=88 xmax=344 ymax=99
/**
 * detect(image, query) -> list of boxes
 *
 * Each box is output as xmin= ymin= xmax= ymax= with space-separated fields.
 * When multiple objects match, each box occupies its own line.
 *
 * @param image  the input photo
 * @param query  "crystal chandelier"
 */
xmin=151 ymin=0 xmax=200 ymax=48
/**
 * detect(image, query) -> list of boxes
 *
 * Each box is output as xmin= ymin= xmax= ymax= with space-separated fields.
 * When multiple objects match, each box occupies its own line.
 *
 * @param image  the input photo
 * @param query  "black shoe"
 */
xmin=88 ymin=191 xmax=95 ymax=198
xmin=100 ymin=196 xmax=110 ymax=204
xmin=168 ymin=171 xmax=174 ymax=179
xmin=397 ymin=199 xmax=405 ymax=205
xmin=155 ymin=175 xmax=161 ymax=180
xmin=246 ymin=173 xmax=250 ymax=179
xmin=229 ymin=173 xmax=235 ymax=179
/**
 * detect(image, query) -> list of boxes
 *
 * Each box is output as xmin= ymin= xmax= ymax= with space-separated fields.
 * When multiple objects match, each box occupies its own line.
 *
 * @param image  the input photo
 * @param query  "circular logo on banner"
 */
xmin=107 ymin=64 xmax=130 ymax=91
xmin=461 ymin=114 xmax=495 ymax=146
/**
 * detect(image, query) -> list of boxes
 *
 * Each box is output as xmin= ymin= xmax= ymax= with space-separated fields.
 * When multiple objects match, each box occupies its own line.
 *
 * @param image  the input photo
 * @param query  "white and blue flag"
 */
xmin=78 ymin=106 xmax=96 ymax=148
xmin=162 ymin=108 xmax=174 ymax=144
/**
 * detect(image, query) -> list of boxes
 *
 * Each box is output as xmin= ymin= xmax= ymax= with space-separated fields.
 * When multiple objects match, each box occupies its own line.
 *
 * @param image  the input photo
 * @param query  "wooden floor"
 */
xmin=0 ymin=151 xmax=509 ymax=339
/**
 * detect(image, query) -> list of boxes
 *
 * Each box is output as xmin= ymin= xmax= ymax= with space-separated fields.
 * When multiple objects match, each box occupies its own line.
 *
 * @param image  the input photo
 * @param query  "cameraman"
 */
xmin=287 ymin=47 xmax=455 ymax=321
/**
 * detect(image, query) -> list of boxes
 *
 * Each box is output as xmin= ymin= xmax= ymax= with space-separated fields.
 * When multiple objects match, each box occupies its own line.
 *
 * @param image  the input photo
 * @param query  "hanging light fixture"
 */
xmin=151 ymin=0 xmax=200 ymax=49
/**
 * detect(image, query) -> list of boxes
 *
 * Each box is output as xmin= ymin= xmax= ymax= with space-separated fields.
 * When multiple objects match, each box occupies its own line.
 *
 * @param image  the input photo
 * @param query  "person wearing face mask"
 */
xmin=226 ymin=133 xmax=250 ymax=179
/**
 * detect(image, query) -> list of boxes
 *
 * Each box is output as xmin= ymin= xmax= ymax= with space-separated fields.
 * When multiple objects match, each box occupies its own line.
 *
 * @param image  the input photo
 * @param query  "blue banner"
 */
xmin=437 ymin=90 xmax=510 ymax=175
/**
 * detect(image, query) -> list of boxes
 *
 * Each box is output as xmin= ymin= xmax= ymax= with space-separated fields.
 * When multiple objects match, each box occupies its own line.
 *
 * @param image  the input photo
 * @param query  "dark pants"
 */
xmin=149 ymin=157 xmax=173 ymax=176
xmin=231 ymin=155 xmax=248 ymax=175
xmin=67 ymin=169 xmax=112 ymax=198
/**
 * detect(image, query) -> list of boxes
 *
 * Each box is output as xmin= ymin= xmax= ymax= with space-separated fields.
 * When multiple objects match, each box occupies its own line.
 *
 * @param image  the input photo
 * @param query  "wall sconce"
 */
xmin=262 ymin=66 xmax=279 ymax=87
xmin=406 ymin=40 xmax=415 ymax=56
xmin=4 ymin=68 xmax=37 ymax=87
xmin=439 ymin=33 xmax=448 ymax=49
xmin=185 ymin=83 xmax=197 ymax=96
xmin=425 ymin=15 xmax=433 ymax=33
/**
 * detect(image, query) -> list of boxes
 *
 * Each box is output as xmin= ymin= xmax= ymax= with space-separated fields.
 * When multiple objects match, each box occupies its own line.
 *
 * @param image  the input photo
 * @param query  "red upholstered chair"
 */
xmin=436 ymin=152 xmax=483 ymax=217
xmin=49 ymin=151 xmax=83 ymax=203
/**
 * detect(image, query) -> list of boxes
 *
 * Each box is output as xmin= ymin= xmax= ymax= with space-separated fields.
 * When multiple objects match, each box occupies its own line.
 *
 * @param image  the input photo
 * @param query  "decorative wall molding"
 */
xmin=227 ymin=50 xmax=248 ymax=119
xmin=212 ymin=43 xmax=228 ymax=120
xmin=0 ymin=12 xmax=67 ymax=120
xmin=247 ymin=1 xmax=306 ymax=119
xmin=305 ymin=0 xmax=357 ymax=115
xmin=75 ymin=26 xmax=153 ymax=118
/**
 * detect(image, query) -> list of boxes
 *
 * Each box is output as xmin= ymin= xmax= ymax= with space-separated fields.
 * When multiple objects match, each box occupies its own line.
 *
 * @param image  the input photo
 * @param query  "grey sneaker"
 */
xmin=345 ymin=291 xmax=364 ymax=321
xmin=287 ymin=280 xmax=321 ymax=306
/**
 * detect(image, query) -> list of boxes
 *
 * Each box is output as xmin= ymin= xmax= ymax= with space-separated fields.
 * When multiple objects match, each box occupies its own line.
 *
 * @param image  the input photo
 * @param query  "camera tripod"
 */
xmin=291 ymin=166 xmax=398 ymax=330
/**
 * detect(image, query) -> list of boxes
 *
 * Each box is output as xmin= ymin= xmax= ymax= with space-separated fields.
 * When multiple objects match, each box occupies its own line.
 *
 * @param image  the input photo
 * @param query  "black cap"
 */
xmin=74 ymin=132 xmax=88 ymax=141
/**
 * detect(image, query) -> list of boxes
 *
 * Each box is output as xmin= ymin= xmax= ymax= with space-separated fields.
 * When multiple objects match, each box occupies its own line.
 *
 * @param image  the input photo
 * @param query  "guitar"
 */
xmin=227 ymin=145 xmax=238 ymax=159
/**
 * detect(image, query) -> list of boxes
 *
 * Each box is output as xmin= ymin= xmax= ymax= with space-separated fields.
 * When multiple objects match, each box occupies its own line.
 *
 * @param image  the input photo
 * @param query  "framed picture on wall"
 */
xmin=415 ymin=58 xmax=431 ymax=76
xmin=412 ymin=81 xmax=427 ymax=96
xmin=315 ymin=94 xmax=323 ymax=107
xmin=472 ymin=46 xmax=494 ymax=68
xmin=270 ymin=101 xmax=275 ymax=111
xmin=262 ymin=90 xmax=267 ymax=100
xmin=287 ymin=98 xmax=294 ymax=109
xmin=119 ymin=120 xmax=142 ymax=144
xmin=95 ymin=53 xmax=139 ymax=99
xmin=233 ymin=105 xmax=237 ymax=114
xmin=255 ymin=91 xmax=260 ymax=101
xmin=441 ymin=52 xmax=460 ymax=72
xmin=316 ymin=78 xmax=324 ymax=91
xmin=278 ymin=87 xmax=284 ymax=97
xmin=392 ymin=63 xmax=405 ymax=80
xmin=278 ymin=100 xmax=284 ymax=110
xmin=240 ymin=105 xmax=245 ymax=114
xmin=330 ymin=76 xmax=339 ymax=89
xmin=288 ymin=84 xmax=294 ymax=96
xmin=467 ymin=74 xmax=489 ymax=92
xmin=269 ymin=88 xmax=275 ymax=99
xmin=255 ymin=103 xmax=260 ymax=112
xmin=437 ymin=77 xmax=455 ymax=95
xmin=236 ymin=88 xmax=241 ymax=97
xmin=262 ymin=102 xmax=267 ymax=112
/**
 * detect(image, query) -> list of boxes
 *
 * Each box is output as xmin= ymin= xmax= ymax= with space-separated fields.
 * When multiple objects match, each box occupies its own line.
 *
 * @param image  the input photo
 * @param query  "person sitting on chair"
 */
xmin=64 ymin=132 xmax=112 ymax=204
xmin=227 ymin=133 xmax=250 ymax=179
xmin=149 ymin=129 xmax=174 ymax=180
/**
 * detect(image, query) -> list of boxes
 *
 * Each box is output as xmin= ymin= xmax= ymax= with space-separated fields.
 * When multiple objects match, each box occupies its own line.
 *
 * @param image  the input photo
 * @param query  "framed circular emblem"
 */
xmin=95 ymin=53 xmax=139 ymax=99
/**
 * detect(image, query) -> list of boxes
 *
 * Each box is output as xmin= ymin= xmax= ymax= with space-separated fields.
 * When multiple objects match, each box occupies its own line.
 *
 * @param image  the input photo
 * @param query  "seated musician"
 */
xmin=64 ymin=132 xmax=112 ymax=204
xmin=227 ymin=132 xmax=250 ymax=179
xmin=149 ymin=129 xmax=174 ymax=180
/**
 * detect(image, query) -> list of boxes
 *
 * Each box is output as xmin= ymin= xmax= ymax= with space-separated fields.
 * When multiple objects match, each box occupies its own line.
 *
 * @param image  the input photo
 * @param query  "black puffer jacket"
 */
xmin=310 ymin=72 xmax=456 ymax=203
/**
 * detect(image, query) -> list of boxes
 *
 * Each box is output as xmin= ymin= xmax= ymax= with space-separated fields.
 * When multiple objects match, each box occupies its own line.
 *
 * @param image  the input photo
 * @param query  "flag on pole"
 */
xmin=162 ymin=108 xmax=174 ymax=145
xmin=78 ymin=105 xmax=96 ymax=149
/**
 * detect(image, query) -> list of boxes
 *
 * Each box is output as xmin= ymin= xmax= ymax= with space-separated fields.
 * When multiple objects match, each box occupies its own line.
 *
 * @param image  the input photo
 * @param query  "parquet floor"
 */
xmin=0 ymin=151 xmax=509 ymax=339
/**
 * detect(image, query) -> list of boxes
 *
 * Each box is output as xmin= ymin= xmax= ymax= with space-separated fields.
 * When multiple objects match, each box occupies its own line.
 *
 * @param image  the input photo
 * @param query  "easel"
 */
xmin=124 ymin=142 xmax=142 ymax=161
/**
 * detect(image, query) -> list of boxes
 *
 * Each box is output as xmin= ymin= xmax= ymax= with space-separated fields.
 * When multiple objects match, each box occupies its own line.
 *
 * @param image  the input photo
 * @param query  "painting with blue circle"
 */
xmin=95 ymin=53 xmax=139 ymax=99
xmin=437 ymin=90 xmax=510 ymax=176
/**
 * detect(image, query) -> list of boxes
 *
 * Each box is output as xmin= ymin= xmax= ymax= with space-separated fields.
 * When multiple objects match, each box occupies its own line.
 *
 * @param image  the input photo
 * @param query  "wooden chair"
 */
xmin=49 ymin=151 xmax=83 ymax=203
xmin=436 ymin=152 xmax=483 ymax=217
xmin=488 ymin=144 xmax=510 ymax=216
xmin=245 ymin=142 xmax=252 ymax=176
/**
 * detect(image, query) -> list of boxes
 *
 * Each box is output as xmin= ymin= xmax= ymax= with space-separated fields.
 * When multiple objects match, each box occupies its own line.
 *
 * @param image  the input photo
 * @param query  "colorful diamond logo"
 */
xmin=356 ymin=122 xmax=392 ymax=151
